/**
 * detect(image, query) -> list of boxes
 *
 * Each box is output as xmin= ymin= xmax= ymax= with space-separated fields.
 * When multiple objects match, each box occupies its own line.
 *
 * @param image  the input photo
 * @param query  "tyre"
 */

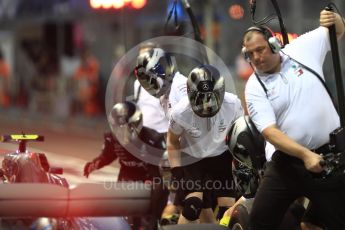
xmin=229 ymin=204 xmax=249 ymax=230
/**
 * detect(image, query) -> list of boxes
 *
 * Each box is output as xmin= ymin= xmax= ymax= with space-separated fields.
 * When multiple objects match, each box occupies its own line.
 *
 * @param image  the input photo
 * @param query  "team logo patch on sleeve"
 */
xmin=292 ymin=63 xmax=304 ymax=77
xmin=294 ymin=67 xmax=304 ymax=77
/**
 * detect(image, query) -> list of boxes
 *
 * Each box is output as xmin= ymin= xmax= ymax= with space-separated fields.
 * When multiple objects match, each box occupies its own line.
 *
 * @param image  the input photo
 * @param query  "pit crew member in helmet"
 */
xmin=167 ymin=64 xmax=244 ymax=224
xmin=134 ymin=46 xmax=188 ymax=219
xmin=220 ymin=115 xmax=270 ymax=227
xmin=83 ymin=101 xmax=164 ymax=181
xmin=84 ymin=101 xmax=168 ymax=230
xmin=133 ymin=43 xmax=169 ymax=135
xmin=221 ymin=116 xmax=308 ymax=230
xmin=134 ymin=47 xmax=187 ymax=117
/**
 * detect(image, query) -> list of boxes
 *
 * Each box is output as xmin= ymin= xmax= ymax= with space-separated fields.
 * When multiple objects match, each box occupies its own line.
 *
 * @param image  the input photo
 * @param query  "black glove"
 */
xmin=83 ymin=161 xmax=98 ymax=178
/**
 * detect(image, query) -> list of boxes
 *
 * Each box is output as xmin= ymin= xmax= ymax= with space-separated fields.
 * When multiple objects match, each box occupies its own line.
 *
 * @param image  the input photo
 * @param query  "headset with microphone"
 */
xmin=242 ymin=26 xmax=282 ymax=62
xmin=241 ymin=25 xmax=336 ymax=109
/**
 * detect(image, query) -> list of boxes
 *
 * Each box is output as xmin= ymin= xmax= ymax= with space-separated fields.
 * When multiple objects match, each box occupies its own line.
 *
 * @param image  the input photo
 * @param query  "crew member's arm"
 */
xmin=167 ymin=129 xmax=185 ymax=183
xmin=84 ymin=133 xmax=118 ymax=177
xmin=138 ymin=126 xmax=166 ymax=149
xmin=262 ymin=125 xmax=323 ymax=173
xmin=320 ymin=10 xmax=345 ymax=40
xmin=96 ymin=133 xmax=119 ymax=168
xmin=167 ymin=129 xmax=182 ymax=168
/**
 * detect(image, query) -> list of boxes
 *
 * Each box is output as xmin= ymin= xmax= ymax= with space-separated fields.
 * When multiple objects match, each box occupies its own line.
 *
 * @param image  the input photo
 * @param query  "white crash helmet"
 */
xmin=227 ymin=115 xmax=266 ymax=171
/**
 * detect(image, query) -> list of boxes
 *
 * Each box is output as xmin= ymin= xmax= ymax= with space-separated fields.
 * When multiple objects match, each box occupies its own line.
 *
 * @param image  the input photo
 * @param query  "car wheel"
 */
xmin=229 ymin=204 xmax=249 ymax=230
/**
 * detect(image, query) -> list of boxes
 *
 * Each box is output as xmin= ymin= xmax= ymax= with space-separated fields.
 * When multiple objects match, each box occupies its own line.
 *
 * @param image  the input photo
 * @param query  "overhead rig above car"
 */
xmin=1 ymin=134 xmax=44 ymax=142
xmin=1 ymin=134 xmax=44 ymax=153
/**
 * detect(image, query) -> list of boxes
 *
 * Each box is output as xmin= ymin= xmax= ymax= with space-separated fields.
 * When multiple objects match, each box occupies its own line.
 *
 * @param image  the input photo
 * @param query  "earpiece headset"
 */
xmin=242 ymin=26 xmax=282 ymax=62
xmin=241 ymin=27 xmax=336 ymax=110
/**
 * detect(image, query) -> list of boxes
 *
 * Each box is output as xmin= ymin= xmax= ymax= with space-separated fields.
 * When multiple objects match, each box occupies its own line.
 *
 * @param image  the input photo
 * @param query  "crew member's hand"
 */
xmin=303 ymin=151 xmax=324 ymax=173
xmin=83 ymin=161 xmax=98 ymax=178
xmin=320 ymin=10 xmax=337 ymax=27
xmin=159 ymin=94 xmax=169 ymax=114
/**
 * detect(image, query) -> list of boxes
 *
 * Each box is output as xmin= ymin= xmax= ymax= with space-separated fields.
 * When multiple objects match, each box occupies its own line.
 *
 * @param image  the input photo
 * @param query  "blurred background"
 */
xmin=0 ymin=0 xmax=344 ymax=119
xmin=0 ymin=0 xmax=344 ymax=184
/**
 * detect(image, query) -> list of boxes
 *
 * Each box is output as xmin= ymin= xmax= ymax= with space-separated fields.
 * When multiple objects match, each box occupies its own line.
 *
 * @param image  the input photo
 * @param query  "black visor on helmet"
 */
xmin=142 ymin=71 xmax=161 ymax=91
xmin=190 ymin=91 xmax=222 ymax=117
xmin=187 ymin=65 xmax=225 ymax=118
xmin=135 ymin=68 xmax=161 ymax=96
xmin=135 ymin=66 xmax=148 ymax=81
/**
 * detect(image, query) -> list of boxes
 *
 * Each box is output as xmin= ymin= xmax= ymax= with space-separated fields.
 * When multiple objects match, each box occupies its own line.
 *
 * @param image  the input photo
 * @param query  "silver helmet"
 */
xmin=135 ymin=48 xmax=174 ymax=97
xmin=227 ymin=115 xmax=266 ymax=171
xmin=109 ymin=101 xmax=143 ymax=145
xmin=187 ymin=64 xmax=225 ymax=118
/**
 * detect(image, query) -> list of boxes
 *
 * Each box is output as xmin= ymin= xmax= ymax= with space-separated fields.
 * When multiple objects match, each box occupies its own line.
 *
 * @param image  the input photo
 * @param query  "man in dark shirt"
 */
xmin=83 ymin=101 xmax=168 ymax=230
xmin=83 ymin=128 xmax=164 ymax=181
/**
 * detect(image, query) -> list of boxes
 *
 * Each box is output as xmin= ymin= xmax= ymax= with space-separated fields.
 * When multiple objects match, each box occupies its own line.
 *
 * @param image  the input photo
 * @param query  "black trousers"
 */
xmin=249 ymin=151 xmax=345 ymax=230
xmin=181 ymin=150 xmax=235 ymax=208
